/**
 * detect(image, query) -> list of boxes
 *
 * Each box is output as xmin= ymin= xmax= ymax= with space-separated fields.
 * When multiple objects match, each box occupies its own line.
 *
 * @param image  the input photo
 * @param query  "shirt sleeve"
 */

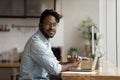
xmin=30 ymin=41 xmax=62 ymax=75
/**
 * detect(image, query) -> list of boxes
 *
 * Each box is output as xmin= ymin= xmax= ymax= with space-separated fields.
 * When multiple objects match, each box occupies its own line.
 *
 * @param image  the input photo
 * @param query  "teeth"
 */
xmin=49 ymin=31 xmax=53 ymax=33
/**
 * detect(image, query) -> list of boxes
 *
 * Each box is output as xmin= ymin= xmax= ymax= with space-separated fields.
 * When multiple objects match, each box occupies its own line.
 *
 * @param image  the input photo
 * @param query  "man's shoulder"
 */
xmin=30 ymin=37 xmax=47 ymax=50
xmin=26 ymin=31 xmax=49 ymax=50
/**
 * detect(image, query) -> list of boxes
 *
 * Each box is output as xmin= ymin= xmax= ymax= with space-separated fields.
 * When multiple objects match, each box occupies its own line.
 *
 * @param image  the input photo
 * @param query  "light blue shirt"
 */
xmin=19 ymin=30 xmax=61 ymax=80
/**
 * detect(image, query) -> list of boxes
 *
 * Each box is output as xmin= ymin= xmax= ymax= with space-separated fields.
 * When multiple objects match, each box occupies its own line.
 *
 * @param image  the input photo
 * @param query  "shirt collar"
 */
xmin=36 ymin=30 xmax=50 ymax=43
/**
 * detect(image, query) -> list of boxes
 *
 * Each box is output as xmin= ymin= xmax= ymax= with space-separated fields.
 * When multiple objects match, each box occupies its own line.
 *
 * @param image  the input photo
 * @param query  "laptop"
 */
xmin=69 ymin=56 xmax=99 ymax=72
xmin=71 ymin=30 xmax=100 ymax=72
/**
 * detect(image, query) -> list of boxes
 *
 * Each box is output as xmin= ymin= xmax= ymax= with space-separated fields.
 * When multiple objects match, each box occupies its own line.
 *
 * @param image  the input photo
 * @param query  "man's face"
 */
xmin=40 ymin=15 xmax=58 ymax=39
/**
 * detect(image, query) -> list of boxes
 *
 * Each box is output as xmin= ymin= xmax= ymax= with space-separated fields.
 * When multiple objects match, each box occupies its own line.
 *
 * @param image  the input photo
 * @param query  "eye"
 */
xmin=53 ymin=23 xmax=57 ymax=26
xmin=44 ymin=22 xmax=51 ymax=26
xmin=44 ymin=21 xmax=58 ymax=27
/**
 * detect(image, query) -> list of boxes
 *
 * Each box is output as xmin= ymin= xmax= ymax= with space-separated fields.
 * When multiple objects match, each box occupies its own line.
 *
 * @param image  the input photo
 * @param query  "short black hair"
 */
xmin=39 ymin=9 xmax=60 ymax=24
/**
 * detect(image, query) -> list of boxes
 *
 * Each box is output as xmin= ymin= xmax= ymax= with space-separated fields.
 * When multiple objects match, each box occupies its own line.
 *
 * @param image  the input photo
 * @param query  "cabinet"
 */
xmin=0 ymin=0 xmax=55 ymax=18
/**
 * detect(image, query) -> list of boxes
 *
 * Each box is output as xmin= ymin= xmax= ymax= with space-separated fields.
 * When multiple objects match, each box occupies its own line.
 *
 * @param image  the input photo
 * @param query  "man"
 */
xmin=19 ymin=9 xmax=80 ymax=80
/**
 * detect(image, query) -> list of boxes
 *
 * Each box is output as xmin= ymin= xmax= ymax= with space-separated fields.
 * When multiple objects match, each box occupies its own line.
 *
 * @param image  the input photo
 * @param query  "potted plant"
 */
xmin=79 ymin=17 xmax=102 ymax=58
xmin=70 ymin=48 xmax=77 ymax=56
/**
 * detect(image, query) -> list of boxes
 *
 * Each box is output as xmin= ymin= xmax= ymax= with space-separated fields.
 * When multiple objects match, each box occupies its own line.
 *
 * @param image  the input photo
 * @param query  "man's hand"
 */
xmin=67 ymin=55 xmax=81 ymax=62
xmin=67 ymin=55 xmax=81 ymax=68
xmin=61 ymin=55 xmax=81 ymax=71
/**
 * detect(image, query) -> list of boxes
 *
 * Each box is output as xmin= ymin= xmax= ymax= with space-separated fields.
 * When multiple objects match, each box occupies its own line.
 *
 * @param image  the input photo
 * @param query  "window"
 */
xmin=0 ymin=0 xmax=55 ymax=18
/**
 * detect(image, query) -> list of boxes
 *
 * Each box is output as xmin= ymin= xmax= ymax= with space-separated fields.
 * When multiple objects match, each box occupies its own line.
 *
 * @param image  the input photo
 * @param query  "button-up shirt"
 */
xmin=19 ymin=30 xmax=61 ymax=80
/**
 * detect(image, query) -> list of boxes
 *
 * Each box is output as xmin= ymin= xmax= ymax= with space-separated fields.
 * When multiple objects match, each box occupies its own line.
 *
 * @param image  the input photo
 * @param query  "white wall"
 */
xmin=106 ymin=0 xmax=117 ymax=66
xmin=117 ymin=0 xmax=120 ymax=67
xmin=99 ymin=0 xmax=120 ymax=67
xmin=0 ymin=18 xmax=39 ymax=52
xmin=62 ymin=0 xmax=99 ymax=60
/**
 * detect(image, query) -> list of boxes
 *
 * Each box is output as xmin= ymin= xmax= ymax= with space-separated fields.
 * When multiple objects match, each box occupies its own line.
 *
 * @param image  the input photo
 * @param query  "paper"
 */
xmin=62 ymin=71 xmax=97 ymax=74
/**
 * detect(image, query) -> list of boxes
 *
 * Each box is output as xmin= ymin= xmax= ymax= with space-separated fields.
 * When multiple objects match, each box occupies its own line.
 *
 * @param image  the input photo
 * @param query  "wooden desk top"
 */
xmin=0 ymin=62 xmax=20 ymax=68
xmin=62 ymin=68 xmax=120 ymax=76
xmin=62 ymin=61 xmax=120 ymax=80
xmin=62 ymin=68 xmax=120 ymax=80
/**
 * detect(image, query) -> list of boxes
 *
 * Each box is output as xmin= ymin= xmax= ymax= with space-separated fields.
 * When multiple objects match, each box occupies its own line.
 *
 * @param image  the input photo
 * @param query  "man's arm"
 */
xmin=61 ymin=61 xmax=80 ymax=71
xmin=60 ymin=55 xmax=81 ymax=72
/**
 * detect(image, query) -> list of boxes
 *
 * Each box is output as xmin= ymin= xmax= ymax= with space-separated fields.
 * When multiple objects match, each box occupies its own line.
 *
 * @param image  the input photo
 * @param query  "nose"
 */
xmin=49 ymin=26 xmax=55 ymax=30
xmin=49 ymin=24 xmax=56 ymax=29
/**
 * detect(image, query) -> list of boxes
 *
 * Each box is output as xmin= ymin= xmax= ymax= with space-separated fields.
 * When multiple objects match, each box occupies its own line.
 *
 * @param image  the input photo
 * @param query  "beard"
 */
xmin=40 ymin=28 xmax=56 ymax=39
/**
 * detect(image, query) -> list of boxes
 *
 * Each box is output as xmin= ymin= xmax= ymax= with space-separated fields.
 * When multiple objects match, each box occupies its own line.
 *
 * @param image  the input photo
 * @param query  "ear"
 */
xmin=39 ymin=23 xmax=42 ymax=30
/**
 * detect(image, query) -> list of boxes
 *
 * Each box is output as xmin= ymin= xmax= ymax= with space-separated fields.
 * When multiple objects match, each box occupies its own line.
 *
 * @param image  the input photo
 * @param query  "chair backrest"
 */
xmin=52 ymin=47 xmax=62 ymax=61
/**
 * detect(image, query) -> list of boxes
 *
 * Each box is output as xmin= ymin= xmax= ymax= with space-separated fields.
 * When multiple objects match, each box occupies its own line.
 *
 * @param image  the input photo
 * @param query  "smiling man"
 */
xmin=19 ymin=9 xmax=80 ymax=80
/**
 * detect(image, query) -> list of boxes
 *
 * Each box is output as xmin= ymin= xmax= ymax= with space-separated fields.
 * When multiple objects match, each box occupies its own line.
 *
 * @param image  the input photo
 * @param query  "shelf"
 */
xmin=0 ymin=0 xmax=56 ymax=18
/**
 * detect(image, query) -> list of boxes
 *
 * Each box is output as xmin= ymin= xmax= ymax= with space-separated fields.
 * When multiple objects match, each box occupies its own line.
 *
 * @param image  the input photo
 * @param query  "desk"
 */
xmin=0 ymin=62 xmax=20 ymax=80
xmin=0 ymin=62 xmax=20 ymax=68
xmin=62 ymin=61 xmax=120 ymax=80
xmin=62 ymin=71 xmax=120 ymax=80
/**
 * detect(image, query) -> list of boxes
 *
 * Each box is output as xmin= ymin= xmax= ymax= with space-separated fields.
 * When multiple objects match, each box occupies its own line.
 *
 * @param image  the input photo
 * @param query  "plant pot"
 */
xmin=84 ymin=40 xmax=92 ymax=57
